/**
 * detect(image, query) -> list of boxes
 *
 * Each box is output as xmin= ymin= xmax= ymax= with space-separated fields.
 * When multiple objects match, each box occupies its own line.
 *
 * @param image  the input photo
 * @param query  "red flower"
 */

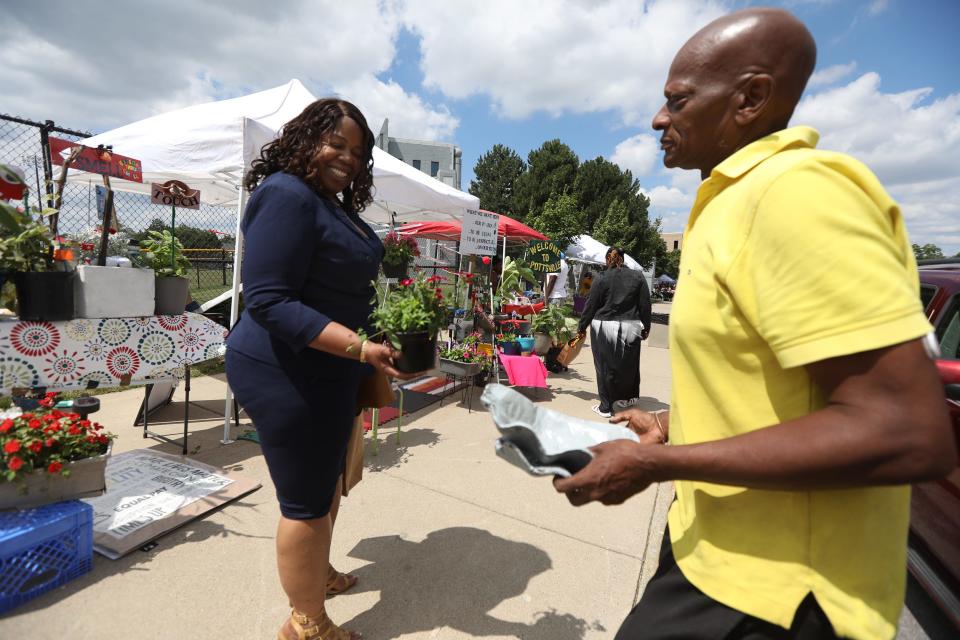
xmin=86 ymin=435 xmax=98 ymax=444
xmin=45 ymin=438 xmax=56 ymax=448
xmin=0 ymin=419 xmax=12 ymax=434
xmin=400 ymin=278 xmax=413 ymax=287
xmin=98 ymin=435 xmax=109 ymax=445
xmin=68 ymin=425 xmax=82 ymax=436
xmin=20 ymin=412 xmax=33 ymax=420
xmin=482 ymin=256 xmax=491 ymax=265
xmin=4 ymin=440 xmax=21 ymax=454
xmin=79 ymin=419 xmax=91 ymax=428
xmin=29 ymin=419 xmax=42 ymax=430
xmin=29 ymin=441 xmax=42 ymax=453
xmin=7 ymin=456 xmax=23 ymax=471
xmin=39 ymin=398 xmax=53 ymax=407
xmin=47 ymin=461 xmax=62 ymax=473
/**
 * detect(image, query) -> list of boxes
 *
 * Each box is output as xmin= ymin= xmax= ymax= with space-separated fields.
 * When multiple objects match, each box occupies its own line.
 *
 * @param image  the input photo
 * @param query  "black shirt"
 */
xmin=577 ymin=267 xmax=652 ymax=333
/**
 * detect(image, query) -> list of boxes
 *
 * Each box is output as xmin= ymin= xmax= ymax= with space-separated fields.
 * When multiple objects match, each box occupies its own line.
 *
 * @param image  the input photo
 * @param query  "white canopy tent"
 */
xmin=565 ymin=234 xmax=654 ymax=292
xmin=63 ymin=79 xmax=479 ymax=442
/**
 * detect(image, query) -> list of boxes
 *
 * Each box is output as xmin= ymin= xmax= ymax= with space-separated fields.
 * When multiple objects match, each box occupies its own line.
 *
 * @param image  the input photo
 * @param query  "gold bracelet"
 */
xmin=653 ymin=411 xmax=667 ymax=443
xmin=359 ymin=339 xmax=368 ymax=364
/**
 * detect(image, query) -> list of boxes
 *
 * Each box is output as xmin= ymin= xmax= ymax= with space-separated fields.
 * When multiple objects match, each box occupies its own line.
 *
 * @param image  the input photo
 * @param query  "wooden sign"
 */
xmin=48 ymin=136 xmax=143 ymax=183
xmin=526 ymin=240 xmax=563 ymax=273
xmin=151 ymin=180 xmax=201 ymax=209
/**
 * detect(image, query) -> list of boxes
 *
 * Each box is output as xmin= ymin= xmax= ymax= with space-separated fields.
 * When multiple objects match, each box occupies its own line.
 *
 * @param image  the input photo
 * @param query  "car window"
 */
xmin=920 ymin=284 xmax=937 ymax=312
xmin=936 ymin=294 xmax=960 ymax=360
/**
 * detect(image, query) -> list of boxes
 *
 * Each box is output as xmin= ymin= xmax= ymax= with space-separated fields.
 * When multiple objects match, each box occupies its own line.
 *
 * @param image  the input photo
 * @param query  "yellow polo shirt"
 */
xmin=667 ymin=126 xmax=931 ymax=639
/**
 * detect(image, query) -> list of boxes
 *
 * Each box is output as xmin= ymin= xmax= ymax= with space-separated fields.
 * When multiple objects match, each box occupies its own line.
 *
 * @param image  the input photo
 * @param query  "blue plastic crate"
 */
xmin=0 ymin=500 xmax=93 ymax=614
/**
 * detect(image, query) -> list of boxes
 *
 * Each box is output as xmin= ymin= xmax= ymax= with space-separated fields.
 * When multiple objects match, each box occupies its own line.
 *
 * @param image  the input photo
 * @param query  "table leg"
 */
xmin=371 ymin=408 xmax=380 ymax=455
xmin=182 ymin=363 xmax=190 ymax=455
xmin=142 ymin=384 xmax=152 ymax=440
xmin=396 ymin=389 xmax=403 ymax=445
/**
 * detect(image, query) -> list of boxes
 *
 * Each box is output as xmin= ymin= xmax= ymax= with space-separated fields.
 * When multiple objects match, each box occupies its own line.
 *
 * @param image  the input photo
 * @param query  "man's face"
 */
xmin=651 ymin=54 xmax=739 ymax=178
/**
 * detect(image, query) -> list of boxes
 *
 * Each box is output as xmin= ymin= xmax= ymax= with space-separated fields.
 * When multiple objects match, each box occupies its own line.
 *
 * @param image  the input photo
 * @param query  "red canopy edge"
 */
xmin=399 ymin=211 xmax=547 ymax=242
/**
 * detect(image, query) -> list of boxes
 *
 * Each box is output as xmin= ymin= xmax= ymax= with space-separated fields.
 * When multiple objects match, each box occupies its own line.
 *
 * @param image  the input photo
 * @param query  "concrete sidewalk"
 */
xmin=0 ymin=340 xmax=673 ymax=640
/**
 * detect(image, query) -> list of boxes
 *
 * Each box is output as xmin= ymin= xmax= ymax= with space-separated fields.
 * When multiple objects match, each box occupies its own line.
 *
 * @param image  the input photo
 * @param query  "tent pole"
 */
xmin=221 ymin=185 xmax=246 ymax=444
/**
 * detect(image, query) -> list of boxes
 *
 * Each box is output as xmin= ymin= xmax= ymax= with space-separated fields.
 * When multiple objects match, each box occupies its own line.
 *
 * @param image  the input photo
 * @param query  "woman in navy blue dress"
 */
xmin=226 ymin=99 xmax=408 ymax=640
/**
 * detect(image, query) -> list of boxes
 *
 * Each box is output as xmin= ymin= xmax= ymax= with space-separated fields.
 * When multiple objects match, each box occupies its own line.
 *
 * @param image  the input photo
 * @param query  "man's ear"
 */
xmin=735 ymin=74 xmax=774 ymax=126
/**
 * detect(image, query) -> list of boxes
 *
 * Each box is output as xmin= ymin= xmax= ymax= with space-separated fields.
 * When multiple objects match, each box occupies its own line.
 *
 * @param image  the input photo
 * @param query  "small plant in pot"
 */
xmin=530 ymin=304 xmax=573 ymax=355
xmin=0 ymin=200 xmax=76 ymax=321
xmin=439 ymin=333 xmax=492 ymax=378
xmin=367 ymin=273 xmax=446 ymax=373
xmin=140 ymin=229 xmax=191 ymax=315
xmin=381 ymin=231 xmax=420 ymax=280
xmin=496 ymin=331 xmax=521 ymax=355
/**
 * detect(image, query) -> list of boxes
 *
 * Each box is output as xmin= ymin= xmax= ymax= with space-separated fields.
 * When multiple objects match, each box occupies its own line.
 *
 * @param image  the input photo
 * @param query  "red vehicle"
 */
xmin=912 ymin=259 xmax=960 ymax=629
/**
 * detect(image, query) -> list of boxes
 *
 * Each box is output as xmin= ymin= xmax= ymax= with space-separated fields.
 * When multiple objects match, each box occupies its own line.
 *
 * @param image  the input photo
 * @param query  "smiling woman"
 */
xmin=227 ymin=98 xmax=412 ymax=640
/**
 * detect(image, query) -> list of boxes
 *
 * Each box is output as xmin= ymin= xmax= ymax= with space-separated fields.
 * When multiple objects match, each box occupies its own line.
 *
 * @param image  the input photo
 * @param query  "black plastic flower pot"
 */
xmin=382 ymin=261 xmax=408 ymax=280
xmin=14 ymin=271 xmax=76 ymax=321
xmin=394 ymin=331 xmax=437 ymax=373
xmin=155 ymin=276 xmax=189 ymax=315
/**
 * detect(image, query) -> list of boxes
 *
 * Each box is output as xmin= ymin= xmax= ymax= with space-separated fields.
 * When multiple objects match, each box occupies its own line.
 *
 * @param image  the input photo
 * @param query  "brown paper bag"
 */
xmin=556 ymin=335 xmax=585 ymax=367
xmin=341 ymin=415 xmax=365 ymax=497
xmin=356 ymin=370 xmax=396 ymax=409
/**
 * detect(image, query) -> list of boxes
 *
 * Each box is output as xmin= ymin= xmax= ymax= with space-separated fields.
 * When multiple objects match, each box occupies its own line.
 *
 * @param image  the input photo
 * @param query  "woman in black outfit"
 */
xmin=577 ymin=247 xmax=652 ymax=418
xmin=226 ymin=99 xmax=416 ymax=640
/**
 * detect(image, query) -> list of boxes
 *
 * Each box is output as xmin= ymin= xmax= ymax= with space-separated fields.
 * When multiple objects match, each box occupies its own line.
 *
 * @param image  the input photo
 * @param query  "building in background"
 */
xmin=660 ymin=231 xmax=684 ymax=252
xmin=376 ymin=119 xmax=462 ymax=190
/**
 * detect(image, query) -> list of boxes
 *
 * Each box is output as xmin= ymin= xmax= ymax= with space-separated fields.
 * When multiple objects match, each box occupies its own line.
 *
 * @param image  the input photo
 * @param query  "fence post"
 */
xmin=222 ymin=248 xmax=227 ymax=285
xmin=39 ymin=120 xmax=55 ymax=209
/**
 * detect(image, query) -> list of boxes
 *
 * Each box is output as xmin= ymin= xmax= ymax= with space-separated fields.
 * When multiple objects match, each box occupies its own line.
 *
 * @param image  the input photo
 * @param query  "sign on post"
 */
xmin=459 ymin=209 xmax=499 ymax=256
xmin=151 ymin=180 xmax=201 ymax=209
xmin=526 ymin=240 xmax=563 ymax=273
xmin=48 ymin=136 xmax=143 ymax=182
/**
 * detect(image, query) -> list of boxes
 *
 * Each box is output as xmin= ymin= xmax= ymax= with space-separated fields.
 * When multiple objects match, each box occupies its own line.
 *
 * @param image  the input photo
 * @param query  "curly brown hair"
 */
xmin=244 ymin=98 xmax=375 ymax=213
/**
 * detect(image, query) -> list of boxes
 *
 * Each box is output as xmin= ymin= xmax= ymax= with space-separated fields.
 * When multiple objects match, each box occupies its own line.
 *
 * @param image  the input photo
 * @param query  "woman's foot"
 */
xmin=279 ymin=608 xmax=361 ymax=640
xmin=326 ymin=564 xmax=359 ymax=596
xmin=591 ymin=404 xmax=612 ymax=418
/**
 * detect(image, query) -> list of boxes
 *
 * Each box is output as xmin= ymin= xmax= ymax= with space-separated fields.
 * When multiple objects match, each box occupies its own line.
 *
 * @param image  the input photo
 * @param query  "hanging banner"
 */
xmin=151 ymin=180 xmax=201 ymax=209
xmin=49 ymin=136 xmax=143 ymax=183
xmin=459 ymin=209 xmax=499 ymax=256
xmin=526 ymin=240 xmax=563 ymax=273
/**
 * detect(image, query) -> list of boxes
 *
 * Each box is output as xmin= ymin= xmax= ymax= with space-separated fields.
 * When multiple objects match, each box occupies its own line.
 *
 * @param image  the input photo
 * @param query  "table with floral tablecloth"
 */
xmin=0 ymin=313 xmax=228 ymax=395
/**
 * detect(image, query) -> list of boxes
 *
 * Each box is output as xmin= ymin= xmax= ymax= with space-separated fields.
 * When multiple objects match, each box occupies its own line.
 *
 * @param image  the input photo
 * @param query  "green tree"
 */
xmin=469 ymin=144 xmax=526 ymax=215
xmin=660 ymin=249 xmax=682 ymax=280
xmin=913 ymin=243 xmax=944 ymax=260
xmin=525 ymin=191 xmax=584 ymax=249
xmin=574 ymin=157 xmax=636 ymax=232
xmin=513 ymin=140 xmax=579 ymax=222
xmin=593 ymin=197 xmax=629 ymax=248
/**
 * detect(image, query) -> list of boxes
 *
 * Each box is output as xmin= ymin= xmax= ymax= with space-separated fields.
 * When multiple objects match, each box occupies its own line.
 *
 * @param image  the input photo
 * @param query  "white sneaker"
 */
xmin=591 ymin=404 xmax=612 ymax=418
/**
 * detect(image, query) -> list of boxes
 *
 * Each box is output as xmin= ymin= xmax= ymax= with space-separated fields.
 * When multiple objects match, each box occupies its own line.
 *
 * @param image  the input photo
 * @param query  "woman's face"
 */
xmin=313 ymin=116 xmax=365 ymax=199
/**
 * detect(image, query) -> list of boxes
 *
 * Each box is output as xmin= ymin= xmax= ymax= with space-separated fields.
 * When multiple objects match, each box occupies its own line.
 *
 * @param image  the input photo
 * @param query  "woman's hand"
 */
xmin=610 ymin=408 xmax=668 ymax=445
xmin=362 ymin=341 xmax=422 ymax=380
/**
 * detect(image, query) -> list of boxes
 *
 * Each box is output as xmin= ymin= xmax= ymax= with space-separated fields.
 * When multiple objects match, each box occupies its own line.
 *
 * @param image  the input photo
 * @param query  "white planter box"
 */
xmin=0 ymin=445 xmax=111 ymax=510
xmin=74 ymin=265 xmax=155 ymax=318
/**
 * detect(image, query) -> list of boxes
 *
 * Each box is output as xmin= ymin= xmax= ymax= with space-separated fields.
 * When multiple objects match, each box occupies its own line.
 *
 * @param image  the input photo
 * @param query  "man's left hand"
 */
xmin=553 ymin=440 xmax=655 ymax=506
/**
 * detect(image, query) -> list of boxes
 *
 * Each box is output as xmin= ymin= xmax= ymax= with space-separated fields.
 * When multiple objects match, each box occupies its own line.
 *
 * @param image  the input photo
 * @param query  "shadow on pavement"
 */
xmin=344 ymin=527 xmax=604 ymax=639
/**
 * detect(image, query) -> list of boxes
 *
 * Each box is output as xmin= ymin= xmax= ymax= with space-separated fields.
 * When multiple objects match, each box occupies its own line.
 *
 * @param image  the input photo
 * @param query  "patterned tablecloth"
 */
xmin=0 ymin=313 xmax=228 ymax=394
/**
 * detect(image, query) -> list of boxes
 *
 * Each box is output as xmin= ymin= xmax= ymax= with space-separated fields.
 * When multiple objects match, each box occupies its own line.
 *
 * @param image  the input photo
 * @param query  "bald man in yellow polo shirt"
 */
xmin=554 ymin=8 xmax=955 ymax=640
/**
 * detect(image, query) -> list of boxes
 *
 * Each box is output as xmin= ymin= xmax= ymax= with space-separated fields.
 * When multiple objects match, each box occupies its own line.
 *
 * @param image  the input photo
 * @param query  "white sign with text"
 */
xmin=459 ymin=209 xmax=500 ymax=256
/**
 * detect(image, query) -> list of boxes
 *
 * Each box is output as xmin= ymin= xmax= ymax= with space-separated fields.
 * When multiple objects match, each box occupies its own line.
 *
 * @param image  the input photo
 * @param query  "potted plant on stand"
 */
xmin=367 ymin=273 xmax=446 ymax=373
xmin=381 ymin=231 xmax=420 ymax=280
xmin=139 ymin=229 xmax=191 ymax=315
xmin=0 ymin=393 xmax=116 ymax=509
xmin=0 ymin=200 xmax=75 ymax=321
xmin=439 ymin=333 xmax=492 ymax=379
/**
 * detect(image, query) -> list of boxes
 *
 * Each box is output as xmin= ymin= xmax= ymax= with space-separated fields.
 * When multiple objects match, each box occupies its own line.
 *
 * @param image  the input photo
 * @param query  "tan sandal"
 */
xmin=326 ymin=564 xmax=358 ymax=596
xmin=278 ymin=608 xmax=361 ymax=640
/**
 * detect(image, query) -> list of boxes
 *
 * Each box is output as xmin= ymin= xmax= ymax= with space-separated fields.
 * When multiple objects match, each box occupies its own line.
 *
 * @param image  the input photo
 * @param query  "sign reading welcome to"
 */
xmin=526 ymin=240 xmax=563 ymax=273
xmin=460 ymin=209 xmax=499 ymax=256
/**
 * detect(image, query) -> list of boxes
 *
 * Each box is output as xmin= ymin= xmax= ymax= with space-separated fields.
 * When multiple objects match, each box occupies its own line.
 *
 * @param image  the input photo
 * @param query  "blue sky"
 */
xmin=3 ymin=0 xmax=958 ymax=253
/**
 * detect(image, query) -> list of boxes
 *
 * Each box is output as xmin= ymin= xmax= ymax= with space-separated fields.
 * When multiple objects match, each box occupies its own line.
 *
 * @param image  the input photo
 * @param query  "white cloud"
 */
xmin=399 ymin=0 xmax=726 ymax=125
xmin=335 ymin=76 xmax=459 ymax=141
xmin=610 ymin=134 xmax=659 ymax=177
xmin=867 ymin=0 xmax=890 ymax=16
xmin=808 ymin=62 xmax=857 ymax=88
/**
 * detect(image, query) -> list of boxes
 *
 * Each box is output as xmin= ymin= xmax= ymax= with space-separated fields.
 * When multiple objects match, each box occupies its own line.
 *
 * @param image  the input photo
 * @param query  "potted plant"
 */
xmin=530 ymin=304 xmax=573 ymax=355
xmin=0 ymin=393 xmax=116 ymax=509
xmin=139 ymin=229 xmax=191 ymax=315
xmin=0 ymin=200 xmax=75 ymax=321
xmin=68 ymin=226 xmax=155 ymax=318
xmin=439 ymin=333 xmax=492 ymax=378
xmin=381 ymin=231 xmax=420 ymax=280
xmin=367 ymin=273 xmax=446 ymax=373
xmin=496 ymin=331 xmax=522 ymax=356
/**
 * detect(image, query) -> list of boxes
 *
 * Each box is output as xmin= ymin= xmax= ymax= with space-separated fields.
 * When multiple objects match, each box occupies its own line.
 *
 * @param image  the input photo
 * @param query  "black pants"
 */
xmin=590 ymin=319 xmax=643 ymax=413
xmin=616 ymin=530 xmax=842 ymax=639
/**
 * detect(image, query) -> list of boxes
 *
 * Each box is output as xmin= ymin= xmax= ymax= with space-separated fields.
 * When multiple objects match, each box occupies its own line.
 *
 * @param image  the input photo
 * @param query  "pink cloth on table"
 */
xmin=498 ymin=353 xmax=549 ymax=388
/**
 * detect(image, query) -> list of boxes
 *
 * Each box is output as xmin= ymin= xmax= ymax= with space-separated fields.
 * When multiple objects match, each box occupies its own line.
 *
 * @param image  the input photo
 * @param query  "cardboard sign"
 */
xmin=151 ymin=180 xmax=201 ymax=209
xmin=460 ymin=209 xmax=499 ymax=256
xmin=48 ymin=136 xmax=143 ymax=183
xmin=526 ymin=240 xmax=563 ymax=273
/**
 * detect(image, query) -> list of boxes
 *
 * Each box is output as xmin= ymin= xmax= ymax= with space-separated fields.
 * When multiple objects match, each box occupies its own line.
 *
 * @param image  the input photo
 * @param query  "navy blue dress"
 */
xmin=225 ymin=172 xmax=382 ymax=519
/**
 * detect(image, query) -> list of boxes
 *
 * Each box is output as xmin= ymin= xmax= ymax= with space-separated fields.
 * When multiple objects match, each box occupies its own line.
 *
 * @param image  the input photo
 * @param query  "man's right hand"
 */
xmin=610 ymin=408 xmax=667 ymax=445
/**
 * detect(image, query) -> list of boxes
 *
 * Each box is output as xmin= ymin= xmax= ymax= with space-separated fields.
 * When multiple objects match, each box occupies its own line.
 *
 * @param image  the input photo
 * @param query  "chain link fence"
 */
xmin=1 ymin=113 xmax=238 ymax=305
